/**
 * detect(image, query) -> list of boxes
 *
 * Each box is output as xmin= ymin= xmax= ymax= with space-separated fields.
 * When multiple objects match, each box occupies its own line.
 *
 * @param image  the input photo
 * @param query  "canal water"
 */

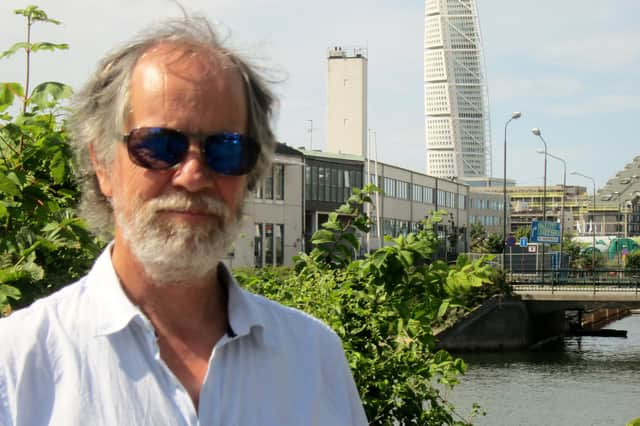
xmin=447 ymin=314 xmax=640 ymax=425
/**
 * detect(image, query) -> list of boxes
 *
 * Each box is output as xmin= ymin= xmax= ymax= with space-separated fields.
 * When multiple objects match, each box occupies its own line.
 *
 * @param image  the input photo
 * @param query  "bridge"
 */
xmin=508 ymin=269 xmax=640 ymax=313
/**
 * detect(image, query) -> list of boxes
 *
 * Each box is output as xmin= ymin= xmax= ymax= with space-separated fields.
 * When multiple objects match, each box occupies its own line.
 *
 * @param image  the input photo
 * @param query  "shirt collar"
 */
xmin=88 ymin=244 xmax=269 ymax=346
xmin=218 ymin=263 xmax=269 ymax=347
xmin=89 ymin=242 xmax=144 ymax=337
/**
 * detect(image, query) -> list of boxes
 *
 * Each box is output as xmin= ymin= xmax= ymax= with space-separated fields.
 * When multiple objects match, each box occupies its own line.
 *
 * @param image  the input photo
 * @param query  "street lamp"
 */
xmin=532 ymin=128 xmax=548 ymax=281
xmin=503 ymin=112 xmax=521 ymax=254
xmin=537 ymin=149 xmax=566 ymax=269
xmin=571 ymin=170 xmax=597 ymax=273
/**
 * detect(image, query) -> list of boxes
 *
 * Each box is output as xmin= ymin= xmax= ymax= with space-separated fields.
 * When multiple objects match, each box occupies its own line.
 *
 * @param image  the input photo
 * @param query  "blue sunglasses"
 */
xmin=122 ymin=127 xmax=260 ymax=176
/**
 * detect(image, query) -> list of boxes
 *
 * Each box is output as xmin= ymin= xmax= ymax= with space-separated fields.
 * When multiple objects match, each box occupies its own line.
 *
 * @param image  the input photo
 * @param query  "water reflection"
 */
xmin=448 ymin=315 xmax=640 ymax=425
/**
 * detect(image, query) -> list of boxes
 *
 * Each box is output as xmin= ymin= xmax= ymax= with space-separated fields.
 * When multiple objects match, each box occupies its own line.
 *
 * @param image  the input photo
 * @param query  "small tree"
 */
xmin=0 ymin=6 xmax=103 ymax=315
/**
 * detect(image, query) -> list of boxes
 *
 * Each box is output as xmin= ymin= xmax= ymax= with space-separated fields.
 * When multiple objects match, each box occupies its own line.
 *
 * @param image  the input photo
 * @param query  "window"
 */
xmin=254 ymin=224 xmax=263 ymax=267
xmin=275 ymin=224 xmax=284 ymax=265
xmin=305 ymin=166 xmax=311 ymax=200
xmin=424 ymin=187 xmax=434 ymax=203
xmin=413 ymin=184 xmax=423 ymax=202
xmin=331 ymin=168 xmax=339 ymax=202
xmin=311 ymin=166 xmax=318 ymax=200
xmin=397 ymin=181 xmax=409 ymax=200
xmin=263 ymin=171 xmax=273 ymax=200
xmin=318 ymin=167 xmax=326 ymax=201
xmin=274 ymin=164 xmax=284 ymax=200
xmin=265 ymin=223 xmax=274 ymax=265
xmin=384 ymin=177 xmax=396 ymax=197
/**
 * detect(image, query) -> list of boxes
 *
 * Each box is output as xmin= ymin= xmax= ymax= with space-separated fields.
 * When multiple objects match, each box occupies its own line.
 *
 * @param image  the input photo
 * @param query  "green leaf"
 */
xmin=29 ymin=42 xmax=69 ymax=54
xmin=14 ymin=6 xmax=62 ymax=25
xmin=342 ymin=232 xmax=360 ymax=251
xmin=312 ymin=230 xmax=336 ymax=245
xmin=437 ymin=299 xmax=450 ymax=319
xmin=0 ymin=283 xmax=21 ymax=306
xmin=0 ymin=83 xmax=24 ymax=112
xmin=0 ymin=42 xmax=30 ymax=60
xmin=50 ymin=151 xmax=66 ymax=183
xmin=29 ymin=81 xmax=73 ymax=110
xmin=0 ymin=174 xmax=21 ymax=197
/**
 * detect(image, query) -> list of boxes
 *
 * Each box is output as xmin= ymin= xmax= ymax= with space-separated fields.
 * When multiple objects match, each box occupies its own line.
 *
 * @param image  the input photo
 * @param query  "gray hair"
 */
xmin=68 ymin=15 xmax=277 ymax=238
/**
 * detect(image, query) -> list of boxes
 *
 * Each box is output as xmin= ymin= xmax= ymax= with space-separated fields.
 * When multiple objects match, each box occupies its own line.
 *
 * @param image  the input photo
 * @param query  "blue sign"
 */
xmin=531 ymin=220 xmax=561 ymax=244
xmin=506 ymin=235 xmax=516 ymax=247
xmin=519 ymin=237 xmax=528 ymax=247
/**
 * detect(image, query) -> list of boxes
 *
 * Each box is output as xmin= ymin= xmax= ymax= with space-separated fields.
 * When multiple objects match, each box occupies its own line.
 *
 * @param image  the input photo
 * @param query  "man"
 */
xmin=0 ymin=16 xmax=367 ymax=426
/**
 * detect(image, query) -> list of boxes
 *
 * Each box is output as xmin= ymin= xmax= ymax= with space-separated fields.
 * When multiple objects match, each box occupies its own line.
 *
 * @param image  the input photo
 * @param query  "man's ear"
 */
xmin=89 ymin=144 xmax=113 ymax=198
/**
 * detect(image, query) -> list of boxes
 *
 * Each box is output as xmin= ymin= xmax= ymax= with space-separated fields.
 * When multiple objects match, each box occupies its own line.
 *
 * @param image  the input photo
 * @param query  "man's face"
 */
xmin=93 ymin=43 xmax=249 ymax=284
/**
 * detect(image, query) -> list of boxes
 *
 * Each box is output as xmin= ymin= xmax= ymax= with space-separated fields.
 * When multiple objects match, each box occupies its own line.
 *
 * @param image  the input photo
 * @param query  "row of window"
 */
xmin=469 ymin=215 xmax=501 ymax=227
xmin=371 ymin=174 xmax=468 ymax=208
xmin=253 ymin=164 xmax=284 ymax=201
xmin=471 ymin=198 xmax=504 ymax=210
xmin=254 ymin=223 xmax=284 ymax=267
xmin=305 ymin=165 xmax=363 ymax=203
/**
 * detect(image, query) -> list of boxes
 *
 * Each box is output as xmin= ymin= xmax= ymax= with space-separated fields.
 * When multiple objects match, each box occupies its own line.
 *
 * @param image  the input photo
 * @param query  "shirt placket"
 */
xmin=135 ymin=316 xmax=200 ymax=426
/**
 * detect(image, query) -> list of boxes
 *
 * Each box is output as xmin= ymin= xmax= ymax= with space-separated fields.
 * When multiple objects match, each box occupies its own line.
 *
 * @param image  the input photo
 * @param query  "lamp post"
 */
xmin=503 ymin=112 xmax=521 ymax=257
xmin=571 ymin=171 xmax=597 ymax=274
xmin=532 ymin=128 xmax=548 ymax=281
xmin=537 ymin=149 xmax=566 ymax=269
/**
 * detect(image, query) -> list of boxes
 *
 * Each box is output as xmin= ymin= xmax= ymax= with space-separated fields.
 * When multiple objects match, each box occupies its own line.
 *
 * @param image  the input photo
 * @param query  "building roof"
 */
xmin=596 ymin=155 xmax=640 ymax=206
xmin=275 ymin=142 xmax=303 ymax=157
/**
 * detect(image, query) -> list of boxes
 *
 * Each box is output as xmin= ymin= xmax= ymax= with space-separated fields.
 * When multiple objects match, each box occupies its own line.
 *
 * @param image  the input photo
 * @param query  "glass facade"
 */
xmin=305 ymin=165 xmax=362 ymax=202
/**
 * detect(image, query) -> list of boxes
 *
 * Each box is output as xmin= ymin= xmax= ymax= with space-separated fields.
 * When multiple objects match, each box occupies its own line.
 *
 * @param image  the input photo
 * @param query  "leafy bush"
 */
xmin=624 ymin=249 xmax=640 ymax=270
xmin=0 ymin=6 xmax=103 ymax=315
xmin=237 ymin=187 xmax=494 ymax=424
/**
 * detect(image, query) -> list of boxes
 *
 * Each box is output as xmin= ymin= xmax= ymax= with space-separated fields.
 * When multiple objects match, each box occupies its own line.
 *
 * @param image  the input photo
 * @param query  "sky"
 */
xmin=2 ymin=0 xmax=639 ymax=192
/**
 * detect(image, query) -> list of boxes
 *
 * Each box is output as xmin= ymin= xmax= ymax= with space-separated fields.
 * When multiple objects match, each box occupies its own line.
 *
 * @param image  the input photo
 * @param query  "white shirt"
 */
xmin=0 ymin=246 xmax=367 ymax=426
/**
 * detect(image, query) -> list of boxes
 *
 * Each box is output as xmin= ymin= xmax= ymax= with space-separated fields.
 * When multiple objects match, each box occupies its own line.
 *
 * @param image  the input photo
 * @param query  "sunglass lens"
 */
xmin=127 ymin=128 xmax=188 ymax=169
xmin=204 ymin=134 xmax=259 ymax=175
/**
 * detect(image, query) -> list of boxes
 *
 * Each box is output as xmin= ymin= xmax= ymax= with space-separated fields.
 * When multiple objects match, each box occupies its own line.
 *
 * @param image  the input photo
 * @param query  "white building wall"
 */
xmin=226 ymin=155 xmax=304 ymax=269
xmin=327 ymin=47 xmax=368 ymax=157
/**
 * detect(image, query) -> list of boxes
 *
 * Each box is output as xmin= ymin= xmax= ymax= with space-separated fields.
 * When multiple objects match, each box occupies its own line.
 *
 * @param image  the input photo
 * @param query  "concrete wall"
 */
xmin=437 ymin=296 xmax=533 ymax=351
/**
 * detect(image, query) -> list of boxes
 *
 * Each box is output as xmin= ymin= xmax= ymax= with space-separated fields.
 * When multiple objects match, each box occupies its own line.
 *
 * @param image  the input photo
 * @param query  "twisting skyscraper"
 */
xmin=424 ymin=0 xmax=491 ymax=180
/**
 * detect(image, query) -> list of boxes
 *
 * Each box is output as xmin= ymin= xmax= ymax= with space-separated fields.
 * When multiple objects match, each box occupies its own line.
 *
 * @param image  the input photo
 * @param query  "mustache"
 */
xmin=145 ymin=192 xmax=232 ymax=220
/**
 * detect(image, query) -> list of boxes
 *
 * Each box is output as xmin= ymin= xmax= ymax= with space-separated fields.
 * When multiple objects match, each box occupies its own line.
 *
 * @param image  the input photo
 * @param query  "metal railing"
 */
xmin=508 ymin=269 xmax=640 ymax=295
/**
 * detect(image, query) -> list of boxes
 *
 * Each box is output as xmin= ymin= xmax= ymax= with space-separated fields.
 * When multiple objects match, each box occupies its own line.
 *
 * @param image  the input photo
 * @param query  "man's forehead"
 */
xmin=135 ymin=42 xmax=237 ymax=81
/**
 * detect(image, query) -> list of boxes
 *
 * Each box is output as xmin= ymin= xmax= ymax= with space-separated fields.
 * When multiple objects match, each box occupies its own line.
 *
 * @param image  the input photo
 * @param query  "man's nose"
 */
xmin=171 ymin=144 xmax=216 ymax=192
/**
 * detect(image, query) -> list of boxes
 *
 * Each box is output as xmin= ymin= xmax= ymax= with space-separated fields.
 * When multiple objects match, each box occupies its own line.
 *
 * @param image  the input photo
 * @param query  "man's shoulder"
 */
xmin=0 ymin=277 xmax=89 ymax=342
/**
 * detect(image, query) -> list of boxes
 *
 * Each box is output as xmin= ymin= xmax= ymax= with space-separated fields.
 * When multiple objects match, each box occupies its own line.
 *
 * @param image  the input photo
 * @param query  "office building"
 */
xmin=423 ymin=0 xmax=491 ymax=179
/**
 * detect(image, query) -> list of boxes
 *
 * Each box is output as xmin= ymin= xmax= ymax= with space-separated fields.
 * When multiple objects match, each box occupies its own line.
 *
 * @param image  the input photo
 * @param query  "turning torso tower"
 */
xmin=424 ymin=0 xmax=491 ymax=180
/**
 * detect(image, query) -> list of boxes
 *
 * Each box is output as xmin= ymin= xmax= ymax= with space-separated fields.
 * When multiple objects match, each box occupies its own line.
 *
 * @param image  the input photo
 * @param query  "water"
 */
xmin=447 ymin=315 xmax=640 ymax=426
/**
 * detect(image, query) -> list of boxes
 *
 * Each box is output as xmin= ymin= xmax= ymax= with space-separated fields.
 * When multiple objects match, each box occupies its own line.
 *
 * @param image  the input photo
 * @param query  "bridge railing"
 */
xmin=508 ymin=269 xmax=640 ymax=294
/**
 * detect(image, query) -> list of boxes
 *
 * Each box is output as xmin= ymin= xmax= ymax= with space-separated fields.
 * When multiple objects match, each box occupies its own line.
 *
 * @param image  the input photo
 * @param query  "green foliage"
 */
xmin=624 ymin=249 xmax=640 ymax=270
xmin=572 ymin=247 xmax=606 ymax=270
xmin=307 ymin=184 xmax=378 ymax=268
xmin=469 ymin=222 xmax=503 ymax=254
xmin=513 ymin=225 xmax=530 ymax=240
xmin=238 ymin=187 xmax=500 ymax=425
xmin=626 ymin=418 xmax=640 ymax=426
xmin=0 ymin=6 xmax=103 ymax=315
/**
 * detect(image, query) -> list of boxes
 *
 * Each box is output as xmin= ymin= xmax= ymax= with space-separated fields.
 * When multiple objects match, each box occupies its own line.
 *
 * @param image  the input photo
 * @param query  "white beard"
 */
xmin=114 ymin=191 xmax=242 ymax=286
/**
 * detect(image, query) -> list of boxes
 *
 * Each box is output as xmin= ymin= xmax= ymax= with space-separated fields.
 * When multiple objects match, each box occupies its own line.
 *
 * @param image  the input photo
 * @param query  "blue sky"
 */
xmin=2 ymin=0 xmax=639 ymax=191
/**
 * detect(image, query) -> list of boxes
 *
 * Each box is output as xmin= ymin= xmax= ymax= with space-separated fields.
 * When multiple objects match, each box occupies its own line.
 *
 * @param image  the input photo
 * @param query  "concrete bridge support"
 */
xmin=436 ymin=294 xmax=633 ymax=351
xmin=436 ymin=296 xmax=535 ymax=351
